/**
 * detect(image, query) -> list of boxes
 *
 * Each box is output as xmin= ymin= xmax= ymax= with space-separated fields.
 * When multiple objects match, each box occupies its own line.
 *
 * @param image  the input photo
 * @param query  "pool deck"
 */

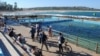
xmin=8 ymin=25 xmax=100 ymax=56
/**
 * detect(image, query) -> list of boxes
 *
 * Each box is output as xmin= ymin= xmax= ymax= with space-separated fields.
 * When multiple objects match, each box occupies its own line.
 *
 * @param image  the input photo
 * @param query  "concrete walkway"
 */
xmin=11 ymin=25 xmax=100 ymax=56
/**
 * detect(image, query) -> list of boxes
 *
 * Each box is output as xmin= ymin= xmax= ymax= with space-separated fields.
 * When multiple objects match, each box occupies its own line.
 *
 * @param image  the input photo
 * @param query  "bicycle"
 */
xmin=63 ymin=41 xmax=72 ymax=53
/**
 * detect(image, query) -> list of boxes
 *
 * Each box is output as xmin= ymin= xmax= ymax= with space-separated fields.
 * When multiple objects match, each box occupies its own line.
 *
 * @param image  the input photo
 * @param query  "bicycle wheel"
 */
xmin=64 ymin=45 xmax=72 ymax=52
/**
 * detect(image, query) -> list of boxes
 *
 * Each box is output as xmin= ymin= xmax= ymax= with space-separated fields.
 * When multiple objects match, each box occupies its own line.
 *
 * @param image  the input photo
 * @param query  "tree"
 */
xmin=0 ymin=1 xmax=13 ymax=11
xmin=7 ymin=4 xmax=13 ymax=10
xmin=14 ymin=2 xmax=17 ymax=10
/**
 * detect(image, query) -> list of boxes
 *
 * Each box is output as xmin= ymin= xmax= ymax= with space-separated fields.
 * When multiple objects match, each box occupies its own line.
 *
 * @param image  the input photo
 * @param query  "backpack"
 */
xmin=42 ymin=34 xmax=47 ymax=42
xmin=61 ymin=36 xmax=65 ymax=43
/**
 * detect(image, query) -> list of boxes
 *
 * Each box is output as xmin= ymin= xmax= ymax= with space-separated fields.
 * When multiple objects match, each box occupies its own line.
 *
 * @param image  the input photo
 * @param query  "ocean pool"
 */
xmin=42 ymin=19 xmax=100 ymax=43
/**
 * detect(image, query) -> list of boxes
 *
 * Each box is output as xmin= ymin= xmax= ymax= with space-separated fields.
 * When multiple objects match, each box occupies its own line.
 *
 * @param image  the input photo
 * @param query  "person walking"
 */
xmin=3 ymin=25 xmax=8 ymax=33
xmin=36 ymin=24 xmax=39 ymax=40
xmin=38 ymin=29 xmax=43 ymax=43
xmin=30 ymin=26 xmax=36 ymax=41
xmin=41 ymin=32 xmax=49 ymax=51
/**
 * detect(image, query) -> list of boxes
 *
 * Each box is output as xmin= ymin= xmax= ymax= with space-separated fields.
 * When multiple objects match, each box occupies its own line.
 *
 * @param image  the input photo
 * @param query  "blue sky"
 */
xmin=2 ymin=0 xmax=100 ymax=9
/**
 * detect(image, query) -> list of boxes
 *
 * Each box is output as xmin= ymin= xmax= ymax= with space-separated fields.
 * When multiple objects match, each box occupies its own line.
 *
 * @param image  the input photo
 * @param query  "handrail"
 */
xmin=43 ymin=26 xmax=95 ymax=42
xmin=42 ymin=26 xmax=100 ymax=53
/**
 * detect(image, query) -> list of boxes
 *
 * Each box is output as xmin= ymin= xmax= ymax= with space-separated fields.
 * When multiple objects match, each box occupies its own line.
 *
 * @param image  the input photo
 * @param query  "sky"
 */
xmin=1 ymin=0 xmax=100 ymax=9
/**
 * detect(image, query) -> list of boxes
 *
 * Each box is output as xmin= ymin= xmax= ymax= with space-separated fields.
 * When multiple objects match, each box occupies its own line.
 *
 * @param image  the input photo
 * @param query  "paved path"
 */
xmin=11 ymin=25 xmax=100 ymax=56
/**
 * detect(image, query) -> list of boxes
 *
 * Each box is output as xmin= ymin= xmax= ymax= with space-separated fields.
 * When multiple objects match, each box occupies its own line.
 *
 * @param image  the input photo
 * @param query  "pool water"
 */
xmin=42 ymin=19 xmax=100 ymax=43
xmin=18 ymin=17 xmax=67 ymax=23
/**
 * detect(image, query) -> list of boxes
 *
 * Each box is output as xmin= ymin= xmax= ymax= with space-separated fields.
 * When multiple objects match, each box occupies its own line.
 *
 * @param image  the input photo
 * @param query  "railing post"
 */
xmin=95 ymin=43 xmax=99 ymax=53
xmin=76 ymin=37 xmax=78 ymax=46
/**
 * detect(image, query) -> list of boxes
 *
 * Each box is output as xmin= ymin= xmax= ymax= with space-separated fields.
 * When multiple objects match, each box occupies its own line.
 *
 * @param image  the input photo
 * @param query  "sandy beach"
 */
xmin=1 ymin=10 xmax=100 ymax=15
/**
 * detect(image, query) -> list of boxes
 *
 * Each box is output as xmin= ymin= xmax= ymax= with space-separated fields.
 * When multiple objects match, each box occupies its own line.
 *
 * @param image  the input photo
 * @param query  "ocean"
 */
xmin=36 ymin=11 xmax=100 ymax=18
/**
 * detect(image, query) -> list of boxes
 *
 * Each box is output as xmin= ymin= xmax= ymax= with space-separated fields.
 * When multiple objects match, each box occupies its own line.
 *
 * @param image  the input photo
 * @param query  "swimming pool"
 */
xmin=18 ymin=17 xmax=69 ymax=23
xmin=42 ymin=19 xmax=100 ymax=43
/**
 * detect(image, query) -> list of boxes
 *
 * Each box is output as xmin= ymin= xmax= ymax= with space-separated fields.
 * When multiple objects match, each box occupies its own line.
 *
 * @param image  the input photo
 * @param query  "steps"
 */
xmin=0 ymin=32 xmax=19 ymax=56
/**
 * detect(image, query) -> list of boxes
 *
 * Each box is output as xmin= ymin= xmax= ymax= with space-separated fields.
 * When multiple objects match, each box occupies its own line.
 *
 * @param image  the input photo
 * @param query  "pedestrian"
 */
xmin=38 ymin=29 xmax=43 ymax=43
xmin=58 ymin=32 xmax=65 ymax=53
xmin=9 ymin=28 xmax=15 ymax=37
xmin=3 ymin=25 xmax=8 ymax=33
xmin=30 ymin=26 xmax=36 ymax=41
xmin=22 ymin=44 xmax=34 ymax=56
xmin=26 ymin=44 xmax=43 ymax=56
xmin=33 ymin=46 xmax=43 ymax=56
xmin=41 ymin=32 xmax=49 ymax=51
xmin=13 ymin=33 xmax=19 ymax=44
xmin=36 ymin=24 xmax=39 ymax=40
xmin=17 ymin=34 xmax=26 ymax=47
xmin=48 ymin=25 xmax=52 ymax=37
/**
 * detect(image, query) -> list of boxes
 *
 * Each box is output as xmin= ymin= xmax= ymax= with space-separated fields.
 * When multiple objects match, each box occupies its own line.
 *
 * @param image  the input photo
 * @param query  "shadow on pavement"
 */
xmin=62 ymin=51 xmax=92 ymax=56
xmin=47 ymin=40 xmax=58 ymax=47
xmin=27 ymin=40 xmax=92 ymax=56
xmin=45 ymin=50 xmax=92 ymax=56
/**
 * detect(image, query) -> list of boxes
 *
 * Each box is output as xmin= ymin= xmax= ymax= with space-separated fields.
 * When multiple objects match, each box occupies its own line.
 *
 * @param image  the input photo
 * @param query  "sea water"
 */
xmin=36 ymin=11 xmax=100 ymax=18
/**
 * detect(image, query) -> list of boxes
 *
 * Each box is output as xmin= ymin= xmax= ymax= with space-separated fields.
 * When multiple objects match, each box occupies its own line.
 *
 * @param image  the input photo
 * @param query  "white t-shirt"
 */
xmin=58 ymin=36 xmax=61 ymax=44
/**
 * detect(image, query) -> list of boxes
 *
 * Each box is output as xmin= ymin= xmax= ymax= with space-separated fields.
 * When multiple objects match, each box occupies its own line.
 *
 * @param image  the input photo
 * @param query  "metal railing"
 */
xmin=43 ymin=27 xmax=100 ymax=53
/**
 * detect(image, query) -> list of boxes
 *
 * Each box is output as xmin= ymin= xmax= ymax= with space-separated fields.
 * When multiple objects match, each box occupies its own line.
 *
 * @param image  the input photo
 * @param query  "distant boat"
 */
xmin=93 ymin=13 xmax=96 ymax=16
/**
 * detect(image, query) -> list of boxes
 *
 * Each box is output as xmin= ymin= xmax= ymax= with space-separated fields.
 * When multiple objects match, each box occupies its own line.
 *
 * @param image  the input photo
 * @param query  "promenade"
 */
xmin=9 ymin=25 xmax=100 ymax=56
